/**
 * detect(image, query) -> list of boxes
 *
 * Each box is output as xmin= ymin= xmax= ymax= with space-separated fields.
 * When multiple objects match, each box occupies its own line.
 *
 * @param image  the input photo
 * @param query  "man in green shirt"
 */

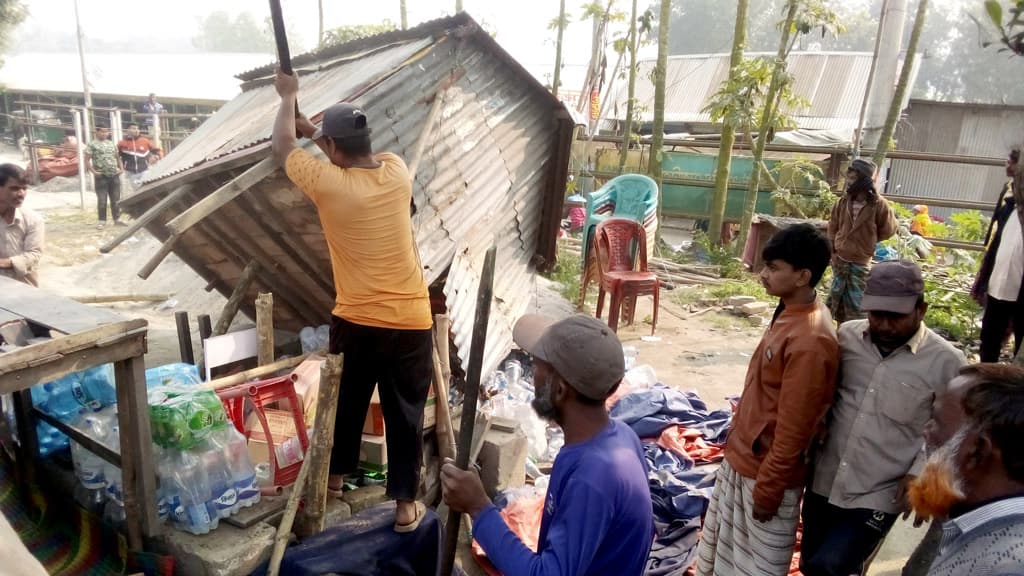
xmin=85 ymin=127 xmax=124 ymax=229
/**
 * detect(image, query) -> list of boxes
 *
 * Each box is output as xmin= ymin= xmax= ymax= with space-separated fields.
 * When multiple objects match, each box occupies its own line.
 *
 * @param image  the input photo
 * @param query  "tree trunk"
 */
xmin=553 ymin=0 xmax=566 ymax=98
xmin=649 ymin=0 xmax=671 ymax=242
xmin=579 ymin=1 xmax=616 ymax=115
xmin=735 ymin=0 xmax=798 ymax=255
xmin=872 ymin=0 xmax=928 ymax=167
xmin=618 ymin=0 xmax=640 ymax=173
xmin=708 ymin=0 xmax=749 ymax=246
xmin=400 ymin=0 xmax=408 ymax=30
xmin=456 ymin=0 xmax=463 ymax=12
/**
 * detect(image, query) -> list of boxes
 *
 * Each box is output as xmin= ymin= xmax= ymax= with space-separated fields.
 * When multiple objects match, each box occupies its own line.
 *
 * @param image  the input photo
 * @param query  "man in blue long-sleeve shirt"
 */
xmin=442 ymin=314 xmax=654 ymax=576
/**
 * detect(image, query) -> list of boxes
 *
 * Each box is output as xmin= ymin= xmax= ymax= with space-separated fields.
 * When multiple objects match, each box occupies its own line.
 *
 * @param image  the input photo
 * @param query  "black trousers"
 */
xmin=94 ymin=174 xmax=121 ymax=222
xmin=979 ymin=296 xmax=1024 ymax=362
xmin=800 ymin=491 xmax=898 ymax=576
xmin=328 ymin=316 xmax=433 ymax=501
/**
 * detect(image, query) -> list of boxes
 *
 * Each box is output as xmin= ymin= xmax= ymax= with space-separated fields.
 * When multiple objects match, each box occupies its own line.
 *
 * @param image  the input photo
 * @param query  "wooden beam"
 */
xmin=213 ymin=260 xmax=260 ymax=336
xmin=71 ymin=293 xmax=173 ymax=304
xmin=0 ymin=319 xmax=147 ymax=377
xmin=256 ymin=293 xmax=274 ymax=366
xmin=0 ymin=335 xmax=147 ymax=396
xmin=0 ymin=276 xmax=123 ymax=334
xmin=244 ymin=194 xmax=335 ymax=300
xmin=100 ymin=184 xmax=192 ymax=253
xmin=115 ymin=355 xmax=160 ymax=544
xmin=164 ymin=156 xmax=281 ymax=235
xmin=175 ymin=310 xmax=194 ymax=364
xmin=294 ymin=353 xmax=342 ymax=538
xmin=137 ymin=233 xmax=179 ymax=280
xmin=201 ymin=354 xmax=308 ymax=391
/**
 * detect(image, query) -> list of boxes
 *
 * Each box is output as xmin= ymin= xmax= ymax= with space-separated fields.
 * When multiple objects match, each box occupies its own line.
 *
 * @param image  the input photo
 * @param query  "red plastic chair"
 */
xmin=594 ymin=217 xmax=660 ymax=335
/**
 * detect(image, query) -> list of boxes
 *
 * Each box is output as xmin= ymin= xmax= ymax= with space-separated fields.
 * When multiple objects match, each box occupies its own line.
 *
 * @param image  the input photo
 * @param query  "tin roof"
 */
xmin=0 ymin=52 xmax=271 ymax=102
xmin=608 ymin=51 xmax=920 ymax=131
xmin=119 ymin=13 xmax=572 ymax=380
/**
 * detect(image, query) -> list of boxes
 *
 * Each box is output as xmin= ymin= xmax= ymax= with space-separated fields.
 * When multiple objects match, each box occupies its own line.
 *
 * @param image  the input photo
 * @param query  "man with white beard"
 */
xmin=905 ymin=363 xmax=1024 ymax=576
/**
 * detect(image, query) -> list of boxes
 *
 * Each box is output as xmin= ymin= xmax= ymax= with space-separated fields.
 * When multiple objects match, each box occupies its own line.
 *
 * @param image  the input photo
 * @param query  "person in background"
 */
xmin=442 ymin=314 xmax=654 ymax=576
xmin=973 ymin=149 xmax=1024 ymax=362
xmin=142 ymin=93 xmax=164 ymax=124
xmin=910 ymin=205 xmax=931 ymax=236
xmin=903 ymin=364 xmax=1024 ymax=576
xmin=0 ymin=164 xmax=43 ymax=286
xmin=84 ymin=127 xmax=124 ymax=229
xmin=827 ymin=158 xmax=898 ymax=324
xmin=117 ymin=123 xmax=161 ymax=181
xmin=696 ymin=223 xmax=839 ymax=576
xmin=801 ymin=260 xmax=966 ymax=576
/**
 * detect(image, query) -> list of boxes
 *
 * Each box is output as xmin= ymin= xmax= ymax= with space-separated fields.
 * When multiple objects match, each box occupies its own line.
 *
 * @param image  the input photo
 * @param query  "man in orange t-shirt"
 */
xmin=272 ymin=70 xmax=432 ymax=532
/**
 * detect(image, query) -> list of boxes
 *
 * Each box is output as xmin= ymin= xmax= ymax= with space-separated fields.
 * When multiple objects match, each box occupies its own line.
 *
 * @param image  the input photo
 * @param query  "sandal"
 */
xmin=394 ymin=501 xmax=426 ymax=533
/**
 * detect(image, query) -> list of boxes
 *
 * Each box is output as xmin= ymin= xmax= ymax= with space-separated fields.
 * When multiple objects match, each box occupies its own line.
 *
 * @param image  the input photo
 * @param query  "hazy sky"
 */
xmin=13 ymin=0 xmax=642 ymax=89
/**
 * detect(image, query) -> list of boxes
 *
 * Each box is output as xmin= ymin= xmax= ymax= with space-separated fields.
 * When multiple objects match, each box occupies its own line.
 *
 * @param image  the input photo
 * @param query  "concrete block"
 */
xmin=727 ymin=295 xmax=756 ymax=306
xmin=149 ymin=520 xmax=275 ymax=576
xmin=740 ymin=301 xmax=771 ymax=316
xmin=324 ymin=498 xmax=352 ymax=527
xmin=342 ymin=485 xmax=388 ymax=514
xmin=478 ymin=421 xmax=528 ymax=499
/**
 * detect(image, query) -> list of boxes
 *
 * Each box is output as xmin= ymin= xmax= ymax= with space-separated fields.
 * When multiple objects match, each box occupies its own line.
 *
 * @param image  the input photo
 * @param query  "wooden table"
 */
xmin=0 ymin=276 xmax=158 ymax=550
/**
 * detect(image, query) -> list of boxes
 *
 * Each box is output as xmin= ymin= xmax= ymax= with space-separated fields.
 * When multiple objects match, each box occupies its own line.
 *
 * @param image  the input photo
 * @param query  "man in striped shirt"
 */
xmin=906 ymin=364 xmax=1024 ymax=576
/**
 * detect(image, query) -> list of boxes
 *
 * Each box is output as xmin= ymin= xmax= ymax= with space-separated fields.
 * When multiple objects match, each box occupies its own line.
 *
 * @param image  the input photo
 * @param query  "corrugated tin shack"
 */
xmin=118 ymin=13 xmax=573 ymax=379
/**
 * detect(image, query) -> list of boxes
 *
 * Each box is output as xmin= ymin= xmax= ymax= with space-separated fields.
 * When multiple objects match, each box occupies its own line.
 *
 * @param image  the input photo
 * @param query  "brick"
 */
xmin=324 ymin=498 xmax=352 ymax=527
xmin=727 ymin=295 xmax=757 ymax=306
xmin=740 ymin=301 xmax=771 ymax=316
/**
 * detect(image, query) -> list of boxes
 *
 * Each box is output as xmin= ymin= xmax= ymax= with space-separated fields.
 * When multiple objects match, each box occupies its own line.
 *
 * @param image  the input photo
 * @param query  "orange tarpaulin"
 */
xmin=655 ymin=425 xmax=725 ymax=465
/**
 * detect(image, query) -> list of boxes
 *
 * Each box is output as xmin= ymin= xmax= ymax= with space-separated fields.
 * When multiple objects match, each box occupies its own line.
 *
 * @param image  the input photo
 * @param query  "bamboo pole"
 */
xmin=137 ymin=233 xmax=179 ymax=280
xmin=433 ymin=315 xmax=457 ymax=460
xmin=256 ymin=292 xmax=275 ymax=366
xmin=100 ymin=185 xmax=192 ymax=253
xmin=201 ymin=354 xmax=308 ymax=391
xmin=71 ymin=293 xmax=173 ymax=304
xmin=294 ymin=353 xmax=343 ymax=538
xmin=213 ymin=260 xmax=260 ymax=336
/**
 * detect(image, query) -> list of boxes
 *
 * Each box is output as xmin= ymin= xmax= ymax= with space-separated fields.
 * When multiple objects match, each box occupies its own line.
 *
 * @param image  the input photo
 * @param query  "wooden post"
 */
xmin=213 ymin=260 xmax=259 ymax=336
xmin=137 ymin=233 xmax=179 ymax=280
xmin=197 ymin=313 xmax=213 ymax=375
xmin=256 ymin=292 xmax=275 ymax=366
xmin=432 ymin=314 xmax=456 ymax=461
xmin=175 ymin=310 xmax=194 ymax=364
xmin=114 ymin=355 xmax=159 ymax=546
xmin=100 ymin=184 xmax=192 ymax=253
xmin=266 ymin=355 xmax=341 ymax=576
xmin=294 ymin=353 xmax=343 ymax=538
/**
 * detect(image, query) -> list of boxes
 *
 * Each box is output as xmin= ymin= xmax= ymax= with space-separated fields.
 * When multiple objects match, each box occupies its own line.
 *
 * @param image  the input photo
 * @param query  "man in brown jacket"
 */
xmin=827 ymin=158 xmax=898 ymax=324
xmin=696 ymin=223 xmax=840 ymax=576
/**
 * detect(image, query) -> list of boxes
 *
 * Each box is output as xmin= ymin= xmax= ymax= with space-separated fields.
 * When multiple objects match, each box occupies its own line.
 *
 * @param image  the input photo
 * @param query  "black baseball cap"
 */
xmin=313 ymin=102 xmax=371 ymax=140
xmin=513 ymin=314 xmax=625 ymax=401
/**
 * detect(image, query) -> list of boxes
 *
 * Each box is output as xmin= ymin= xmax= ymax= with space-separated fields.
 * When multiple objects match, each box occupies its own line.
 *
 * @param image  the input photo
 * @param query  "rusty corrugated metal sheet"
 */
xmin=120 ymin=14 xmax=570 ymax=380
xmin=609 ymin=52 xmax=919 ymax=132
xmin=889 ymin=100 xmax=1024 ymax=217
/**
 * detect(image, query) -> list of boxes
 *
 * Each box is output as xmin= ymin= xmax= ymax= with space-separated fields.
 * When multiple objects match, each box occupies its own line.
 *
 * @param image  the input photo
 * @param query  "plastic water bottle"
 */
xmin=171 ymin=450 xmax=217 ymax=535
xmin=199 ymin=438 xmax=237 ymax=519
xmin=216 ymin=427 xmax=260 ymax=512
xmin=71 ymin=421 xmax=109 ymax=489
xmin=314 ymin=324 xmax=330 ymax=351
xmin=74 ymin=365 xmax=117 ymax=410
xmin=299 ymin=326 xmax=318 ymax=354
xmin=100 ymin=419 xmax=126 ymax=530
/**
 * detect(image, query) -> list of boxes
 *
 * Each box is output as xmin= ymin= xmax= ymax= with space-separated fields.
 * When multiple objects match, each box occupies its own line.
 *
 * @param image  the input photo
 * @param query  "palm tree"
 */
xmin=552 ymin=0 xmax=567 ymax=98
xmin=617 ymin=0 xmax=640 ymax=172
xmin=735 ymin=0 xmax=799 ymax=254
xmin=872 ymin=0 xmax=929 ymax=166
xmin=649 ymin=0 xmax=672 ymax=241
xmin=708 ymin=0 xmax=749 ymax=245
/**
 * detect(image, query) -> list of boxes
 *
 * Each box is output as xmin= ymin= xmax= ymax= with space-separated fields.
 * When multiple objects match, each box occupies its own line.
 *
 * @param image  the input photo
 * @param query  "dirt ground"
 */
xmin=16 ymin=149 xmax=920 ymax=574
